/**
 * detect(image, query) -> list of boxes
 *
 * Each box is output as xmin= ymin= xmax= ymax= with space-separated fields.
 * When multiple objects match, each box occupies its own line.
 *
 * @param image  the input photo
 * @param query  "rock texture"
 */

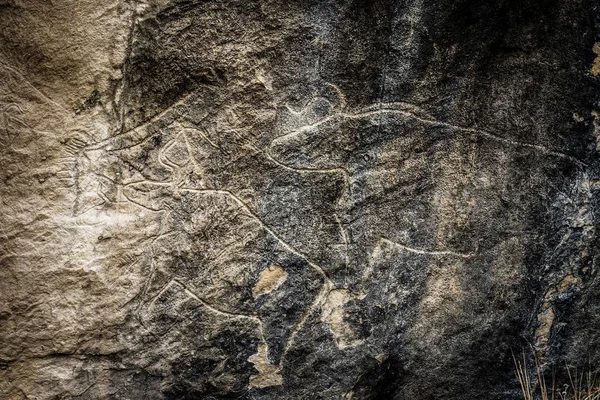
xmin=1 ymin=1 xmax=600 ymax=399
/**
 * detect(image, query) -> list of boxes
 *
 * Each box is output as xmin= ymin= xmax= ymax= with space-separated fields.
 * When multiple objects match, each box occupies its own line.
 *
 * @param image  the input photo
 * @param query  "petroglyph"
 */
xmin=270 ymin=101 xmax=586 ymax=172
xmin=270 ymin=94 xmax=486 ymax=287
xmin=0 ymin=103 xmax=27 ymax=142
xmin=70 ymin=92 xmax=347 ymax=370
xmin=71 ymin=107 xmax=337 ymax=380
xmin=2 ymin=1 xmax=599 ymax=398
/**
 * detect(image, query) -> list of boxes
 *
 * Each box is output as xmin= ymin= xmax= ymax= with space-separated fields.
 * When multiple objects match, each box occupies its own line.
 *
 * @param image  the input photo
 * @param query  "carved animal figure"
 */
xmin=269 ymin=99 xmax=470 ymax=287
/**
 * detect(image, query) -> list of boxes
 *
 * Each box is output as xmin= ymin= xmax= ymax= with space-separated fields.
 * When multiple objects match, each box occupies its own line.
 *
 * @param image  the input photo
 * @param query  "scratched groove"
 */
xmin=1 ymin=1 xmax=599 ymax=399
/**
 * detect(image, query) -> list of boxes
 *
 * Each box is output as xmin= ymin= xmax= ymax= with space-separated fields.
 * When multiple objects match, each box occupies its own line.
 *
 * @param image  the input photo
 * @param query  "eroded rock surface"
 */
xmin=1 ymin=1 xmax=599 ymax=399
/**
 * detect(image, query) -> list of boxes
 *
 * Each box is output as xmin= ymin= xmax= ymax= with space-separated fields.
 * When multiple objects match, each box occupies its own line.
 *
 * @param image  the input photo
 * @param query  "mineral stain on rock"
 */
xmin=1 ymin=0 xmax=600 ymax=399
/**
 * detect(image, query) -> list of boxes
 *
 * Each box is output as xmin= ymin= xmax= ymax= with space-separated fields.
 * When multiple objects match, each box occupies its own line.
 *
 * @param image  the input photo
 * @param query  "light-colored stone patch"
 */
xmin=536 ymin=274 xmax=583 ymax=358
xmin=592 ymin=111 xmax=600 ymax=150
xmin=248 ymin=343 xmax=282 ymax=388
xmin=535 ymin=306 xmax=555 ymax=355
xmin=252 ymin=265 xmax=288 ymax=298
xmin=321 ymin=289 xmax=365 ymax=349
xmin=417 ymin=261 xmax=464 ymax=319
xmin=592 ymin=43 xmax=600 ymax=76
xmin=558 ymin=274 xmax=583 ymax=293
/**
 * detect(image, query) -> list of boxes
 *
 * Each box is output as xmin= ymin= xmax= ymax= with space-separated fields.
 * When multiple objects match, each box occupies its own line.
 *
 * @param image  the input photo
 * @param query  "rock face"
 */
xmin=1 ymin=1 xmax=599 ymax=399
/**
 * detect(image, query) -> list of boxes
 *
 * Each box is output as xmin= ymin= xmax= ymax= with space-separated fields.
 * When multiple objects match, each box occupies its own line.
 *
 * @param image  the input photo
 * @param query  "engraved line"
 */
xmin=173 ymin=279 xmax=262 ymax=322
xmin=270 ymin=106 xmax=587 ymax=167
xmin=86 ymin=92 xmax=196 ymax=151
xmin=173 ymin=187 xmax=335 ymax=362
xmin=0 ymin=60 xmax=70 ymax=113
xmin=378 ymin=237 xmax=475 ymax=258
xmin=121 ymin=188 xmax=164 ymax=212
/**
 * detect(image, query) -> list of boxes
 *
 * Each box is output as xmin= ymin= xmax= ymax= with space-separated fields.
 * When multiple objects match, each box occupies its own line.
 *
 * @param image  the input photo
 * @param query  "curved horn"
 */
xmin=312 ymin=82 xmax=346 ymax=111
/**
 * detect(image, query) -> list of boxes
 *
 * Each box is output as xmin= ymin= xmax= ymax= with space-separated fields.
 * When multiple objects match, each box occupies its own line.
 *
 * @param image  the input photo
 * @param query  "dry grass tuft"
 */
xmin=514 ymin=351 xmax=600 ymax=400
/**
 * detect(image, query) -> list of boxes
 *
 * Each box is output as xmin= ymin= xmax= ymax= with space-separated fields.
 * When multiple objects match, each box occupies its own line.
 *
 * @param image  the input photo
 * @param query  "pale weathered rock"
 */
xmin=1 ymin=1 xmax=599 ymax=399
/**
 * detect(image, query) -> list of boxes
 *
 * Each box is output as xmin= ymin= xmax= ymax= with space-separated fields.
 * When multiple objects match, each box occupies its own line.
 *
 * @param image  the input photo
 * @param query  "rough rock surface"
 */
xmin=1 ymin=1 xmax=600 ymax=399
